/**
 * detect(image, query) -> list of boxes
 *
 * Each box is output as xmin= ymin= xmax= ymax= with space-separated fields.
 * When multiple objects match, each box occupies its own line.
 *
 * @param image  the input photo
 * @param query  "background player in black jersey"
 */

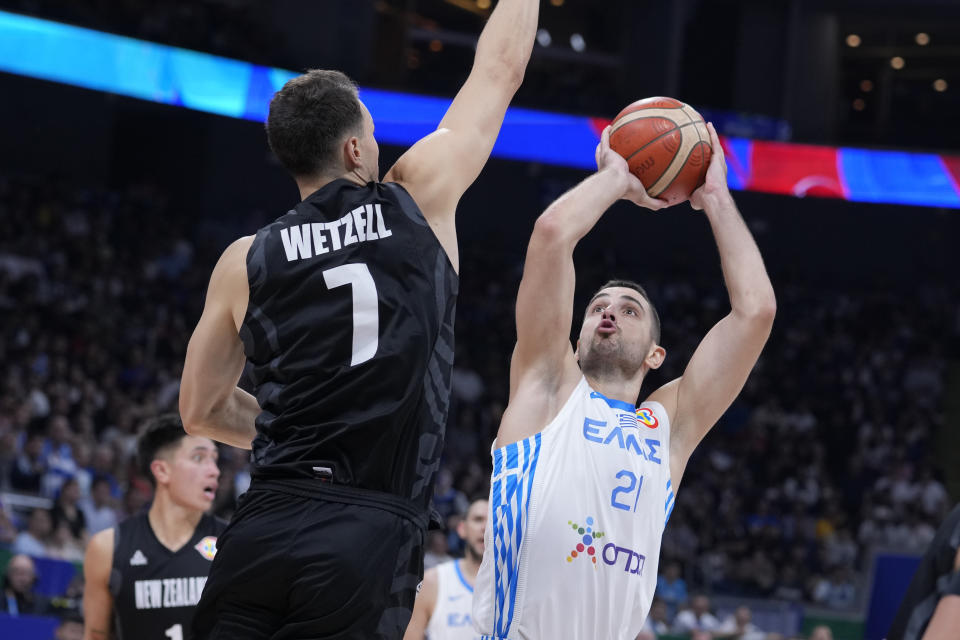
xmin=83 ymin=415 xmax=223 ymax=640
xmin=887 ymin=502 xmax=960 ymax=640
xmin=178 ymin=1 xmax=539 ymax=638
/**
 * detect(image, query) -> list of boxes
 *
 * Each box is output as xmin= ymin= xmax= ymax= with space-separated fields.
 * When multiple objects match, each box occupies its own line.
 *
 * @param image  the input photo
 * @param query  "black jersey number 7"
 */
xmin=323 ymin=263 xmax=379 ymax=366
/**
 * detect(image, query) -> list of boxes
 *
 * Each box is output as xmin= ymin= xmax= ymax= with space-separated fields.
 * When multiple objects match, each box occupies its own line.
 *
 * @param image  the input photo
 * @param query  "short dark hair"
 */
xmin=137 ymin=414 xmax=188 ymax=486
xmin=266 ymin=69 xmax=364 ymax=179
xmin=591 ymin=279 xmax=661 ymax=344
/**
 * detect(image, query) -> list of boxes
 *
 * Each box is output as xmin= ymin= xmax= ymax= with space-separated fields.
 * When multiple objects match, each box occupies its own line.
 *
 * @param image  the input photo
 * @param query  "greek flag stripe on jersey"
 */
xmin=491 ymin=433 xmax=542 ymax=639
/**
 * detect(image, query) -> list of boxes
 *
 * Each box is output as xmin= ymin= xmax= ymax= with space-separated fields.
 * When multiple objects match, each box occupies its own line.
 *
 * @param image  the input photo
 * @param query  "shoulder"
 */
xmin=221 ymin=235 xmax=255 ymax=265
xmin=644 ymin=377 xmax=680 ymax=422
xmin=420 ymin=565 xmax=440 ymax=598
xmin=84 ymin=528 xmax=116 ymax=579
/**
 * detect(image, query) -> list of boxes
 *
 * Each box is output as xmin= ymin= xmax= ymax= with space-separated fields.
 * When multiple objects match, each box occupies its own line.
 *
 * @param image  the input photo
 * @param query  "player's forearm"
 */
xmin=702 ymin=193 xmax=776 ymax=319
xmin=536 ymin=168 xmax=629 ymax=248
xmin=182 ymin=387 xmax=258 ymax=450
xmin=473 ymin=0 xmax=539 ymax=86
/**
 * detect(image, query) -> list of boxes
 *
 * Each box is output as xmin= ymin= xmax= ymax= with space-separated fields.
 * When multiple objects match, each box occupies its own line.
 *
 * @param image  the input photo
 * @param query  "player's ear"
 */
xmin=343 ymin=134 xmax=362 ymax=170
xmin=150 ymin=458 xmax=171 ymax=486
xmin=645 ymin=344 xmax=666 ymax=370
xmin=456 ymin=517 xmax=467 ymax=541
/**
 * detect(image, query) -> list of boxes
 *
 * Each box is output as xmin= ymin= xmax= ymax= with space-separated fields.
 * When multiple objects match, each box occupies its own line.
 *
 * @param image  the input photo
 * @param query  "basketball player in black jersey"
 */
xmin=178 ymin=1 xmax=540 ymax=638
xmin=887 ymin=502 xmax=960 ymax=640
xmin=83 ymin=415 xmax=224 ymax=640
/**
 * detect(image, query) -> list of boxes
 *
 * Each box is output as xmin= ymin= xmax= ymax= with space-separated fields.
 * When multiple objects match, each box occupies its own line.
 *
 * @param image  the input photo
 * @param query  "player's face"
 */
xmin=577 ymin=287 xmax=655 ymax=376
xmin=459 ymin=500 xmax=488 ymax=560
xmin=358 ymin=101 xmax=380 ymax=182
xmin=165 ymin=436 xmax=220 ymax=512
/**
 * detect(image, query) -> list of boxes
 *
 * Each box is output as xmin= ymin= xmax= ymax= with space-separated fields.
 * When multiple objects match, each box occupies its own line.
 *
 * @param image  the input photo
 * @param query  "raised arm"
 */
xmin=649 ymin=123 xmax=776 ymax=485
xmin=497 ymin=129 xmax=665 ymax=446
xmin=179 ymin=236 xmax=260 ymax=449
xmin=384 ymin=0 xmax=539 ymax=263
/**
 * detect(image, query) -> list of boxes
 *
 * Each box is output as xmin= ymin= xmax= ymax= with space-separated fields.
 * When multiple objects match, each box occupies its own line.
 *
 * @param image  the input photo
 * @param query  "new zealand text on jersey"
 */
xmin=280 ymin=203 xmax=393 ymax=262
xmin=134 ymin=576 xmax=207 ymax=609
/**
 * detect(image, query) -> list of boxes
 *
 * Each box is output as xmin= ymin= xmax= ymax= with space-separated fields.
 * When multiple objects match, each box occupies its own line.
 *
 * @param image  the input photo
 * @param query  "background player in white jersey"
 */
xmin=404 ymin=498 xmax=488 ymax=640
xmin=473 ymin=124 xmax=776 ymax=640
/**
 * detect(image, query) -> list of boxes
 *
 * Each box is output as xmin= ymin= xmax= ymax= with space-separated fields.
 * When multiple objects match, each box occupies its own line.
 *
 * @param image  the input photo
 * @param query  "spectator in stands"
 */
xmin=41 ymin=415 xmax=77 ymax=498
xmin=643 ymin=598 xmax=672 ymax=636
xmin=53 ymin=612 xmax=84 ymax=640
xmin=0 ymin=554 xmax=50 ymax=616
xmin=50 ymin=477 xmax=87 ymax=545
xmin=80 ymin=475 xmax=119 ymax=535
xmin=423 ymin=530 xmax=452 ymax=570
xmin=657 ymin=561 xmax=688 ymax=615
xmin=0 ymin=500 xmax=16 ymax=545
xmin=13 ymin=507 xmax=52 ymax=556
xmin=674 ymin=594 xmax=721 ymax=634
xmin=46 ymin=520 xmax=86 ymax=563
xmin=717 ymin=605 xmax=765 ymax=640
xmin=808 ymin=625 xmax=833 ymax=640
xmin=89 ymin=445 xmax=121 ymax=500
xmin=11 ymin=431 xmax=47 ymax=494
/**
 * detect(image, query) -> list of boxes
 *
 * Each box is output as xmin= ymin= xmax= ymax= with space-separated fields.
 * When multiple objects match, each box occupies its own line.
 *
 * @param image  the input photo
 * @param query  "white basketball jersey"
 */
xmin=473 ymin=377 xmax=675 ymax=640
xmin=428 ymin=560 xmax=480 ymax=640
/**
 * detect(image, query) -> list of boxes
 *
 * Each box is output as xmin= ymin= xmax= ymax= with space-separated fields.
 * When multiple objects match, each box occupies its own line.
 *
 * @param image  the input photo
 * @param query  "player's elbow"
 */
xmin=179 ymin=386 xmax=214 ymax=437
xmin=475 ymin=54 xmax=527 ymax=93
xmin=532 ymin=208 xmax=576 ymax=249
xmin=742 ymin=291 xmax=777 ymax=328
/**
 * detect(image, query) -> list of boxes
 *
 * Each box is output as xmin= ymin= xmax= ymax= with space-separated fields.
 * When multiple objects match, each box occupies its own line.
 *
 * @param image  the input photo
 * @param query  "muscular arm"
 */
xmin=180 ymin=236 xmax=260 ymax=449
xmin=402 ymin=567 xmax=438 ymax=640
xmin=384 ymin=0 xmax=539 ymax=268
xmin=498 ymin=130 xmax=665 ymax=447
xmin=649 ymin=124 xmax=776 ymax=486
xmin=83 ymin=529 xmax=114 ymax=640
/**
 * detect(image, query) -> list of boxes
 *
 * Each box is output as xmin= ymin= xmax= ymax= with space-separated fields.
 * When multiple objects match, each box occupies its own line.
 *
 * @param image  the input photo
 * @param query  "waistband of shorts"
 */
xmin=247 ymin=477 xmax=431 ymax=530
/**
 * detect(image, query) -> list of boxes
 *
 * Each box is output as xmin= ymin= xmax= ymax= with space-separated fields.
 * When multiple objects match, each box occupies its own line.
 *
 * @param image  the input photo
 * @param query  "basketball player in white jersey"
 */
xmin=404 ymin=498 xmax=488 ymax=640
xmin=473 ymin=123 xmax=776 ymax=640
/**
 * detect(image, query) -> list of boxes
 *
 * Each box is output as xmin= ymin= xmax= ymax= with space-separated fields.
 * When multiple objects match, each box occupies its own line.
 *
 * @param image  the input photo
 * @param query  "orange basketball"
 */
xmin=609 ymin=97 xmax=712 ymax=205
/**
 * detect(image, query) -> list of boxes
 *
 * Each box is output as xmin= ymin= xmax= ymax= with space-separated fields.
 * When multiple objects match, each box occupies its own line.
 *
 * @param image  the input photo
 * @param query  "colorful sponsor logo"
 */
xmin=566 ymin=517 xmax=605 ymax=566
xmin=636 ymin=407 xmax=659 ymax=429
xmin=565 ymin=517 xmax=647 ymax=577
xmin=194 ymin=536 xmax=218 ymax=561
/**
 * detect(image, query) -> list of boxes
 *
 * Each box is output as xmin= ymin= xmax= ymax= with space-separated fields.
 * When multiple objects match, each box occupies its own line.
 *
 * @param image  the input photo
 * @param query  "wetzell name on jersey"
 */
xmin=134 ymin=576 xmax=208 ymax=609
xmin=280 ymin=203 xmax=393 ymax=262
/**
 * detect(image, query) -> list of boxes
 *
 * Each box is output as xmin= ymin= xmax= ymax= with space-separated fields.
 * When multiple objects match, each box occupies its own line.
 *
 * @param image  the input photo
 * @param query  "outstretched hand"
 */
xmin=596 ymin=126 xmax=668 ymax=211
xmin=689 ymin=122 xmax=730 ymax=211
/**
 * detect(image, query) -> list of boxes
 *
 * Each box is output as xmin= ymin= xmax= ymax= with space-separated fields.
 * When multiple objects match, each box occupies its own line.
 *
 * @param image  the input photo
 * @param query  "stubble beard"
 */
xmin=466 ymin=541 xmax=484 ymax=564
xmin=580 ymin=334 xmax=650 ymax=384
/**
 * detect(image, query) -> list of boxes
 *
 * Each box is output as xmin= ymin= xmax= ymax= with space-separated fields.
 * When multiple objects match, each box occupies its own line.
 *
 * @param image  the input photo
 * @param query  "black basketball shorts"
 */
xmin=191 ymin=483 xmax=426 ymax=640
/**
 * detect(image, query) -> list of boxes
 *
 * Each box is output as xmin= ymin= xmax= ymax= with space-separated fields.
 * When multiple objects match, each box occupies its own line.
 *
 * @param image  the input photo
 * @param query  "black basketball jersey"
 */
xmin=887 ymin=503 xmax=960 ymax=640
xmin=240 ymin=179 xmax=458 ymax=511
xmin=109 ymin=512 xmax=226 ymax=640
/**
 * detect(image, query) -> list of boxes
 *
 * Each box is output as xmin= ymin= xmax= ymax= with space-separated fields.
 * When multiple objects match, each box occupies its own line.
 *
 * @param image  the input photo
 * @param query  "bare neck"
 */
xmin=583 ymin=373 xmax=646 ymax=407
xmin=147 ymin=489 xmax=205 ymax=553
xmin=297 ymin=170 xmax=368 ymax=202
xmin=458 ymin=555 xmax=481 ymax=586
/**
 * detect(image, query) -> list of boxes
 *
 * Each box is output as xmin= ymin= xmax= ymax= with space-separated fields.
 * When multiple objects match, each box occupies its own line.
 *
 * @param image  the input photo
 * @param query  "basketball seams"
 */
xmin=625 ymin=120 xmax=701 ymax=158
xmin=651 ymin=141 xmax=710 ymax=200
xmin=648 ymin=126 xmax=706 ymax=197
xmin=691 ymin=120 xmax=711 ymax=195
xmin=610 ymin=98 xmax=710 ymax=203
xmin=610 ymin=107 xmax=686 ymax=133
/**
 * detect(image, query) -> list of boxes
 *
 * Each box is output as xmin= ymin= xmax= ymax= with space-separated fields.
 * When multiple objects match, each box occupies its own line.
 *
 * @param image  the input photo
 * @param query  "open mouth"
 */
xmin=598 ymin=319 xmax=617 ymax=334
xmin=202 ymin=485 xmax=217 ymax=500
